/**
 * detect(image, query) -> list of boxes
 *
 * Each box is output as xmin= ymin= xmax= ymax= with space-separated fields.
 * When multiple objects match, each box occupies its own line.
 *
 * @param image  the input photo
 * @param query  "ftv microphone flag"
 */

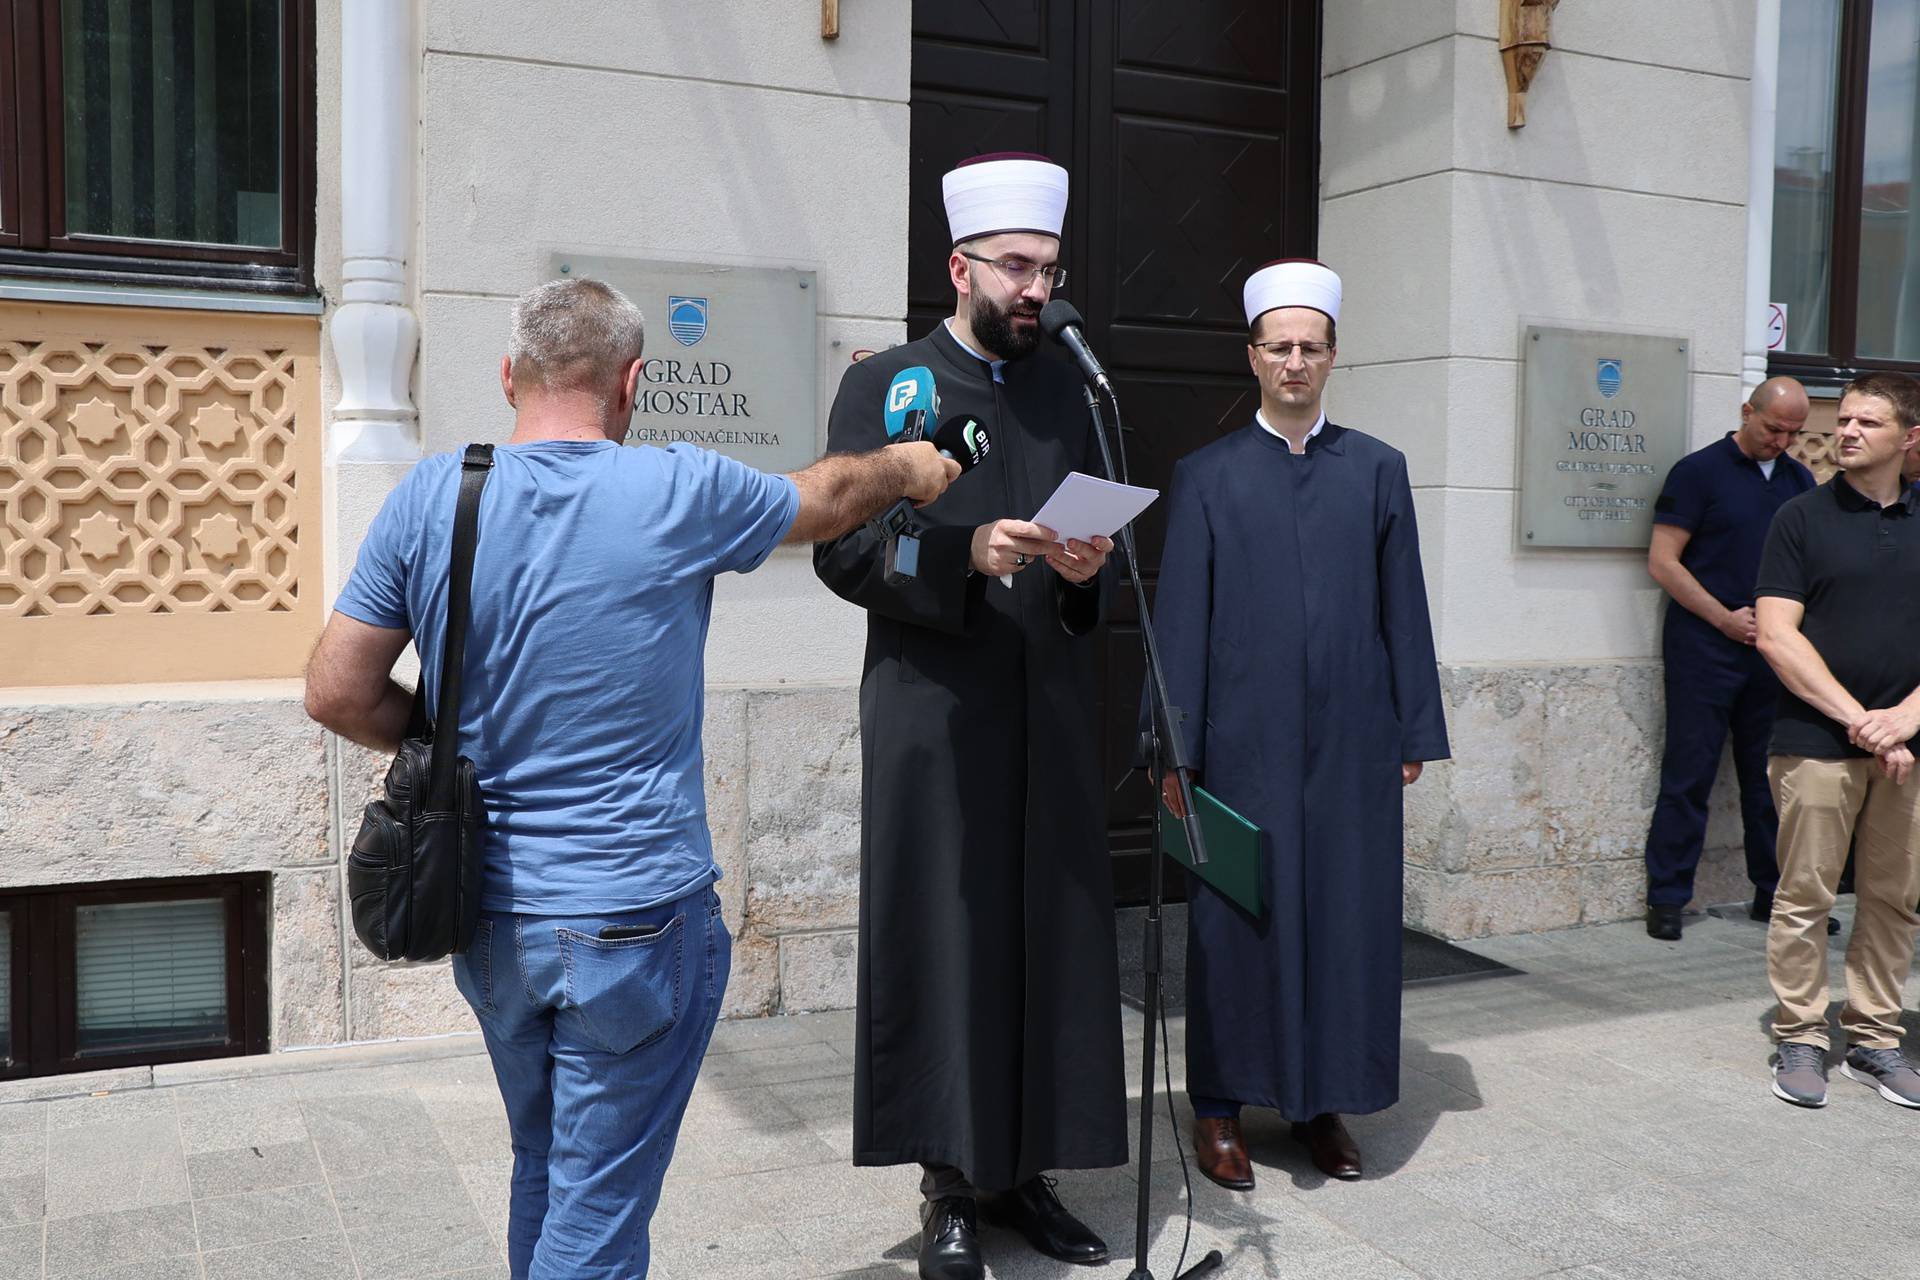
xmin=883 ymin=366 xmax=939 ymax=438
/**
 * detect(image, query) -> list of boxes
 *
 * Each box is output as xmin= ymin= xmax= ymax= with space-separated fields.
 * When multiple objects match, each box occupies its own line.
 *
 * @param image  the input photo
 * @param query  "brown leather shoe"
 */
xmin=1290 ymin=1113 xmax=1361 ymax=1180
xmin=1191 ymin=1116 xmax=1255 ymax=1191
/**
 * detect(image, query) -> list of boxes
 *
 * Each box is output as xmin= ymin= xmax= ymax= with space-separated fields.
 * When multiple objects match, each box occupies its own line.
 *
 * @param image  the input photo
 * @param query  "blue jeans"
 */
xmin=453 ymin=886 xmax=730 ymax=1279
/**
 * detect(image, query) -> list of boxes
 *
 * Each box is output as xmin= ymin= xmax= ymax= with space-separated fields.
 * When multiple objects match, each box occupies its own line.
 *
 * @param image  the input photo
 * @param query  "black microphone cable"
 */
xmin=1045 ymin=296 xmax=1204 ymax=1277
xmin=1094 ymin=349 xmax=1201 ymax=1280
xmin=1162 ymin=974 xmax=1196 ymax=1279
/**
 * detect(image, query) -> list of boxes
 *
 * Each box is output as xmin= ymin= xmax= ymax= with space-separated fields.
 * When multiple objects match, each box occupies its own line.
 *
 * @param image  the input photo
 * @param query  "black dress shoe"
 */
xmin=985 ymin=1176 xmax=1109 ymax=1265
xmin=918 ymin=1196 xmax=982 ymax=1280
xmin=1646 ymin=904 xmax=1682 ymax=941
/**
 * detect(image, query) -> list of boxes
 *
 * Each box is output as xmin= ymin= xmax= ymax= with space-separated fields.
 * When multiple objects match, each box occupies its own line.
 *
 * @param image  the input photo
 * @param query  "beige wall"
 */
xmin=323 ymin=2 xmax=919 ymax=1036
xmin=0 ymin=2 xmax=918 ymax=1056
xmin=1322 ymin=3 xmax=1769 ymax=933
xmin=2 ymin=3 xmax=1797 ymax=1072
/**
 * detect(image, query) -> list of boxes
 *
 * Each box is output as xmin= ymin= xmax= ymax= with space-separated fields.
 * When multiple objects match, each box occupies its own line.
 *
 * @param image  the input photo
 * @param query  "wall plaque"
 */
xmin=1517 ymin=324 xmax=1691 ymax=549
xmin=548 ymin=253 xmax=819 ymax=472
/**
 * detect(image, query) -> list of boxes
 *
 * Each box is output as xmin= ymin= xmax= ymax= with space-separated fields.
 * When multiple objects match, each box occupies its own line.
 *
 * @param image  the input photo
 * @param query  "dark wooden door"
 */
xmin=909 ymin=1 xmax=1322 ymax=903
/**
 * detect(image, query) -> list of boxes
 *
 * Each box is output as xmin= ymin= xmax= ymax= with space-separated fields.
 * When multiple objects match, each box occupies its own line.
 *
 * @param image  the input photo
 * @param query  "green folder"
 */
xmin=1159 ymin=785 xmax=1264 ymax=917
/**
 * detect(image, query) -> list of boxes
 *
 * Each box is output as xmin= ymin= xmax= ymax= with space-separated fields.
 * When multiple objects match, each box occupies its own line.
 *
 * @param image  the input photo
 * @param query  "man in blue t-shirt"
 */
xmin=1642 ymin=377 xmax=1816 ymax=941
xmin=305 ymin=278 xmax=956 ymax=1280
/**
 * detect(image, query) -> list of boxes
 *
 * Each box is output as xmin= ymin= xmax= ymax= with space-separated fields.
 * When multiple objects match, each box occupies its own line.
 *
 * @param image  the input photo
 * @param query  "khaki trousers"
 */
xmin=1767 ymin=755 xmax=1920 ymax=1049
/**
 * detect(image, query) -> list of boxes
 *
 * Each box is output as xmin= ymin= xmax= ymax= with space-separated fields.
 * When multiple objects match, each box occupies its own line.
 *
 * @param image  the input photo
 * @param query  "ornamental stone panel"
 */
xmin=1787 ymin=398 xmax=1839 ymax=481
xmin=0 ymin=302 xmax=324 ymax=686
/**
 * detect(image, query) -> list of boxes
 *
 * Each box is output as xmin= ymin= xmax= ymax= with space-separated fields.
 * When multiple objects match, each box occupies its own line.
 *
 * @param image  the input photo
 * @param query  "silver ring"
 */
xmin=1014 ymin=553 xmax=1028 ymax=567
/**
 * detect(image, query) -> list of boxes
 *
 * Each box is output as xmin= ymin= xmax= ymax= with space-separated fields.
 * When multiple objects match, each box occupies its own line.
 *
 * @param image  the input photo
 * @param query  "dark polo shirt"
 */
xmin=1654 ymin=433 xmax=1815 ymax=612
xmin=1755 ymin=474 xmax=1920 ymax=758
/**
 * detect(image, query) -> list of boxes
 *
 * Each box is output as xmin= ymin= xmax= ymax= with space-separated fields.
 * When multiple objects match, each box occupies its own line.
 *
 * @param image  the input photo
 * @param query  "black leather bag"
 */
xmin=347 ymin=444 xmax=494 ymax=962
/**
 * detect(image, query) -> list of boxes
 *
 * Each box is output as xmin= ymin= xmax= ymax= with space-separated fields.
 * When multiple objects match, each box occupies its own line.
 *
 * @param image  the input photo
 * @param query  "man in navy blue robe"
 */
xmin=1150 ymin=259 xmax=1449 ymax=1188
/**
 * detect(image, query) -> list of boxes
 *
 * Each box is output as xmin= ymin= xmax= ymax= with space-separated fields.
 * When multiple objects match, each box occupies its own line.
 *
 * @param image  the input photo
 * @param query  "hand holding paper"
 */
xmin=997 ymin=472 xmax=1158 ymax=587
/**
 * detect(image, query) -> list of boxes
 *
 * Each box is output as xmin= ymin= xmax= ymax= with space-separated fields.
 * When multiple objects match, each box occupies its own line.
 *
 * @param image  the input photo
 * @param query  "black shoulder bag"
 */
xmin=348 ymin=443 xmax=494 ymax=962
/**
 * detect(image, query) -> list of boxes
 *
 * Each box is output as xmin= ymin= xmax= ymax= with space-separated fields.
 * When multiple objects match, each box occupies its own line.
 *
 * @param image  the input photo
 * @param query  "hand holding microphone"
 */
xmin=926 ymin=411 xmax=989 ymax=495
xmin=898 ymin=442 xmax=962 ymax=505
xmin=874 ymin=412 xmax=993 ymax=584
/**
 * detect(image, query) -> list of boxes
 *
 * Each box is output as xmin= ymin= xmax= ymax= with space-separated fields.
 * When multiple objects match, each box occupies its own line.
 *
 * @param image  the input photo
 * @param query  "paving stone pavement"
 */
xmin=2 ymin=904 xmax=1917 ymax=1279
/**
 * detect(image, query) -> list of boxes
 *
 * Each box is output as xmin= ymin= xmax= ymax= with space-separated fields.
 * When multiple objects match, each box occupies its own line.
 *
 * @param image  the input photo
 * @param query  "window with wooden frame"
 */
xmin=1770 ymin=0 xmax=1920 ymax=387
xmin=0 ymin=0 xmax=315 ymax=294
xmin=0 ymin=874 xmax=270 ymax=1080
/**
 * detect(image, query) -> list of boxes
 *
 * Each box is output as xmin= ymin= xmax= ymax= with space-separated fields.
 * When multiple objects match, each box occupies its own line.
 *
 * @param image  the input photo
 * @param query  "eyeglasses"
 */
xmin=959 ymin=252 xmax=1067 ymax=290
xmin=1253 ymin=340 xmax=1334 ymax=362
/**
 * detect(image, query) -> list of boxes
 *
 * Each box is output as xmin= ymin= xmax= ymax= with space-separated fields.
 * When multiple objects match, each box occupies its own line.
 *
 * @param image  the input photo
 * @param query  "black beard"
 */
xmin=969 ymin=291 xmax=1042 ymax=360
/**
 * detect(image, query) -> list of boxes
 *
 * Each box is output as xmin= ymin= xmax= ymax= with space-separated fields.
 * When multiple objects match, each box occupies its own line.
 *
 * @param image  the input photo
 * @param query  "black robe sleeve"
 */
xmin=1378 ymin=453 xmax=1449 ymax=762
xmin=1054 ymin=398 xmax=1112 ymax=637
xmin=1141 ymin=456 xmax=1212 ymax=776
xmin=811 ymin=362 xmax=988 ymax=636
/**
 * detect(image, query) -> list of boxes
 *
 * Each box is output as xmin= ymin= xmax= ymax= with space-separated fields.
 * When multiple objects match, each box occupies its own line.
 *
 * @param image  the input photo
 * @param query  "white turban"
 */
xmin=942 ymin=153 xmax=1069 ymax=245
xmin=1243 ymin=259 xmax=1342 ymax=327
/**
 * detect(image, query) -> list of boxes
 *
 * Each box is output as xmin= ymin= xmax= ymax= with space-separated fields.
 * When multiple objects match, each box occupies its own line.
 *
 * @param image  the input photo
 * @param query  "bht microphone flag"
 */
xmin=931 ymin=412 xmax=990 ymax=472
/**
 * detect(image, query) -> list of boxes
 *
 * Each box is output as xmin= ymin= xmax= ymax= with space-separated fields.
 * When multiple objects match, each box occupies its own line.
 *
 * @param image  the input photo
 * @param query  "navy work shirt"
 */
xmin=1652 ymin=433 xmax=1814 ymax=651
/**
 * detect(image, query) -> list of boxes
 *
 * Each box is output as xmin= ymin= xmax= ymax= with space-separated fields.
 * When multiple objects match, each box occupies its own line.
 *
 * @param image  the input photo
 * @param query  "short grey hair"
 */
xmin=507 ymin=277 xmax=646 ymax=400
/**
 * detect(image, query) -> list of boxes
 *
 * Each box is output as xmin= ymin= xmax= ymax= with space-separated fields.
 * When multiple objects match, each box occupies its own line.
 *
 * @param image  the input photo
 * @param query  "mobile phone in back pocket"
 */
xmin=598 ymin=923 xmax=665 ymax=941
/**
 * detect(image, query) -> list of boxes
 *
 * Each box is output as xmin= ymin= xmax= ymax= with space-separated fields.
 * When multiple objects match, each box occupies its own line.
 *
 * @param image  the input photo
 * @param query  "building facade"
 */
xmin=0 ymin=1 xmax=1914 ymax=1074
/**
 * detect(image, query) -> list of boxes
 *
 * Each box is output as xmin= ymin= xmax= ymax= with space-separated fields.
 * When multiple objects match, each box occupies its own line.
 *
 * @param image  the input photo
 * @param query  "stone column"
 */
xmin=1322 ymin=5 xmax=1756 ymax=937
xmin=329 ymin=0 xmax=421 ymax=462
xmin=1742 ymin=0 xmax=1782 ymax=393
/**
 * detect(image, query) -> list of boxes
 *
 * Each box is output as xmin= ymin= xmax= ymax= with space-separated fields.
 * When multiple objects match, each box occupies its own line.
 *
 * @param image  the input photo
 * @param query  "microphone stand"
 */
xmin=1081 ymin=383 xmax=1224 ymax=1280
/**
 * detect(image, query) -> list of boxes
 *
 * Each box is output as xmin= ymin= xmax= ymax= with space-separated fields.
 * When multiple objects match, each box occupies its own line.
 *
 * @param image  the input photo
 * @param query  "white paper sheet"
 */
xmin=1029 ymin=471 xmax=1159 ymax=545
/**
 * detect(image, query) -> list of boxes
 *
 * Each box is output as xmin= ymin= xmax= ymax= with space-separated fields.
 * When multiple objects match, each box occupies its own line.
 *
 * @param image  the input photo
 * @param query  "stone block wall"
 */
xmin=0 ymin=695 xmax=347 ymax=1048
xmin=1405 ymin=660 xmax=1756 ymax=939
xmin=354 ymin=658 xmax=1770 ymax=1027
xmin=318 ymin=683 xmax=870 ymax=1038
xmin=335 ymin=657 xmax=1767 ymax=1029
xmin=0 ymin=658 xmax=1760 ymax=1045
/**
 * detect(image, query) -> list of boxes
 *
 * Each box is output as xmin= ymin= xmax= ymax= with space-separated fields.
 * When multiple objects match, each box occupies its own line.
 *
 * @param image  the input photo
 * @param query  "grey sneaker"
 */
xmin=1841 ymin=1046 xmax=1920 ymax=1109
xmin=1771 ymin=1042 xmax=1829 ymax=1107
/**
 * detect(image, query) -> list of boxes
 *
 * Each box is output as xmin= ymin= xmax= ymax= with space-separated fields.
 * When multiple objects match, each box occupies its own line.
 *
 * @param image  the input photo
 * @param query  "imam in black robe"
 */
xmin=1149 ymin=420 xmax=1449 ymax=1119
xmin=812 ymin=322 xmax=1127 ymax=1190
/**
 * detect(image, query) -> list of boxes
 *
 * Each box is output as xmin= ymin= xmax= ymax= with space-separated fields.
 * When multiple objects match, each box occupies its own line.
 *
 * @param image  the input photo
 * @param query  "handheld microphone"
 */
xmin=1039 ymin=300 xmax=1113 ymax=395
xmin=883 ymin=366 xmax=939 ymax=439
xmin=930 ymin=411 xmax=991 ymax=472
xmin=873 ymin=412 xmax=992 ymax=584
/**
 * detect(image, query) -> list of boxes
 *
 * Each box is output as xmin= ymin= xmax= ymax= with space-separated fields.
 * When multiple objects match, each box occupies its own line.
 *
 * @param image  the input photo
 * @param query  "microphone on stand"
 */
xmin=1039 ymin=299 xmax=1113 ymax=396
xmin=1041 ymin=292 xmax=1221 ymax=1280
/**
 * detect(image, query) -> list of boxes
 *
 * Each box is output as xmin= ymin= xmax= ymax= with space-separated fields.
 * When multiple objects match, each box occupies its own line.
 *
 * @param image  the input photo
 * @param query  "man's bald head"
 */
xmin=1749 ymin=376 xmax=1810 ymax=417
xmin=1737 ymin=376 xmax=1809 ymax=462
